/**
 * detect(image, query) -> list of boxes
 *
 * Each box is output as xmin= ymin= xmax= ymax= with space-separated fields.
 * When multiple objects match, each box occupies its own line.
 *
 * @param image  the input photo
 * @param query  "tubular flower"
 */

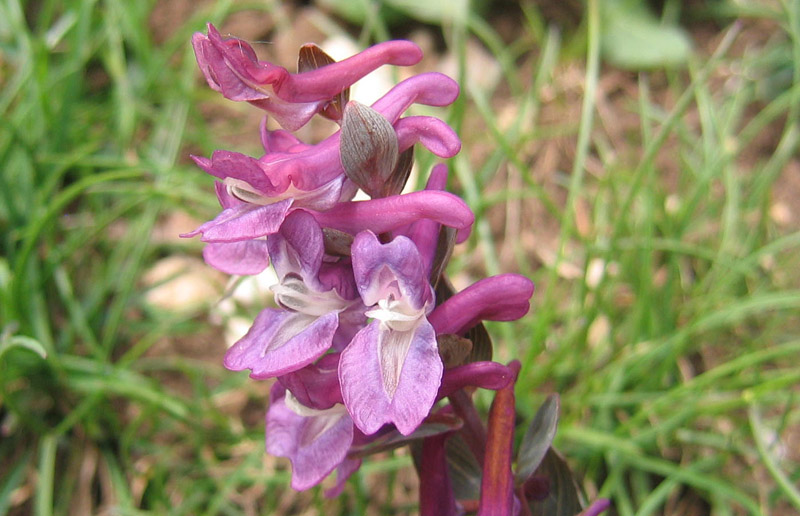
xmin=223 ymin=211 xmax=361 ymax=379
xmin=339 ymin=231 xmax=441 ymax=436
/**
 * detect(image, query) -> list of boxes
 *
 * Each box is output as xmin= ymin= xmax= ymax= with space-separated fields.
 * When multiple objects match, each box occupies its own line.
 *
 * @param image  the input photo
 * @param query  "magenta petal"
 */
xmin=339 ymin=320 xmax=442 ymax=435
xmin=202 ymin=241 xmax=269 ymax=275
xmin=265 ymin=386 xmax=354 ymax=491
xmin=224 ymin=310 xmax=338 ymax=379
xmin=278 ymin=354 xmax=343 ymax=410
xmin=183 ymin=199 xmax=293 ymax=243
xmin=395 ymin=116 xmax=461 ymax=158
xmin=311 ymin=190 xmax=474 ymax=236
xmin=438 ymin=362 xmax=515 ymax=399
xmin=429 ymin=274 xmax=534 ymax=335
xmin=260 ymin=117 xmax=305 ymax=152
xmin=372 ymin=73 xmax=460 ymax=121
xmin=276 ymin=40 xmax=423 ymax=102
xmin=193 ymin=152 xmax=286 ymax=195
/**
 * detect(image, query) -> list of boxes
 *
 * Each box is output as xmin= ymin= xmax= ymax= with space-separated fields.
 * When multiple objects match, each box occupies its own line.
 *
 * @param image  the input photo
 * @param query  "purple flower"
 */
xmin=193 ymin=24 xmax=423 ymax=130
xmin=266 ymin=382 xmax=357 ymax=491
xmin=339 ymin=231 xmax=442 ymax=436
xmin=223 ymin=212 xmax=361 ymax=379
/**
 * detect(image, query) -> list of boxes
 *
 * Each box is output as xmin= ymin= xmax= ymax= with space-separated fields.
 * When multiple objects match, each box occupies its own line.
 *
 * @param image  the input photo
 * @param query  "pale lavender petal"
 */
xmin=339 ymin=320 xmax=442 ymax=435
xmin=268 ymin=211 xmax=324 ymax=282
xmin=311 ymin=191 xmax=474 ymax=239
xmin=202 ymin=240 xmax=270 ymax=275
xmin=351 ymin=232 xmax=430 ymax=310
xmin=224 ymin=309 xmax=337 ymax=379
xmin=429 ymin=274 xmax=534 ymax=335
xmin=265 ymin=385 xmax=354 ymax=491
xmin=324 ymin=457 xmax=362 ymax=498
xmin=371 ymin=73 xmax=460 ymax=121
xmin=181 ymin=199 xmax=293 ymax=242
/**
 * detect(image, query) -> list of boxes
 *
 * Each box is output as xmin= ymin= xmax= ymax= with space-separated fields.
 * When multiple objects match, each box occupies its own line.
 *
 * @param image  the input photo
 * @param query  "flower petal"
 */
xmin=429 ymin=274 xmax=534 ymax=335
xmin=266 ymin=385 xmax=354 ymax=491
xmin=181 ymin=199 xmax=293 ymax=243
xmin=339 ymin=320 xmax=442 ymax=435
xmin=351 ymin=232 xmax=431 ymax=310
xmin=202 ymin=240 xmax=269 ymax=275
xmin=312 ymin=191 xmax=474 ymax=242
xmin=268 ymin=211 xmax=324 ymax=283
xmin=224 ymin=309 xmax=338 ymax=379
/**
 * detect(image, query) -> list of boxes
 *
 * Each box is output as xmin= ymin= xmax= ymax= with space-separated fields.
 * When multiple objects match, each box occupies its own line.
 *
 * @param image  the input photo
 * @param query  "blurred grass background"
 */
xmin=1 ymin=0 xmax=799 ymax=514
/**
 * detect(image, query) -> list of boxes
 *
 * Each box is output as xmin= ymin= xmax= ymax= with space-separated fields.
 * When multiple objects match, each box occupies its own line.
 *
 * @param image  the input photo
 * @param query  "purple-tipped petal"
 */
xmin=224 ymin=309 xmax=338 ymax=379
xmin=352 ymin=232 xmax=431 ymax=310
xmin=202 ymin=240 xmax=270 ymax=275
xmin=339 ymin=320 xmax=442 ymax=435
xmin=266 ymin=384 xmax=354 ymax=491
xmin=311 ymin=191 xmax=474 ymax=237
xmin=429 ymin=274 xmax=534 ymax=335
xmin=181 ymin=199 xmax=293 ymax=243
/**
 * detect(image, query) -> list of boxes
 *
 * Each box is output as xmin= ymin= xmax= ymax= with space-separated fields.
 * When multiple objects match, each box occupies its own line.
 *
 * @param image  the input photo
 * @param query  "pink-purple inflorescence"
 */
xmin=185 ymin=24 xmax=606 ymax=516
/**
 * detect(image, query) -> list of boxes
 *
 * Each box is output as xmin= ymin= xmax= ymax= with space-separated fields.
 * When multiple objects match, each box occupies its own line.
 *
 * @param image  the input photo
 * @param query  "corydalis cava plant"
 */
xmin=186 ymin=23 xmax=609 ymax=516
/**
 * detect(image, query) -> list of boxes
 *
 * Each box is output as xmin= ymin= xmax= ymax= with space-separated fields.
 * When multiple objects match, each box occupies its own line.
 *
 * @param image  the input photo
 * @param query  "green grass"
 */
xmin=1 ymin=0 xmax=799 ymax=514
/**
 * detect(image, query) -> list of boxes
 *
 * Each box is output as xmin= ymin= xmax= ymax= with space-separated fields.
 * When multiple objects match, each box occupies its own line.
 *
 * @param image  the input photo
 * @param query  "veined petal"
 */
xmin=268 ymin=211 xmax=325 ymax=283
xmin=181 ymin=199 xmax=293 ymax=243
xmin=352 ymin=232 xmax=431 ymax=311
xmin=339 ymin=320 xmax=442 ymax=435
xmin=193 ymin=151 xmax=287 ymax=195
xmin=429 ymin=274 xmax=534 ymax=335
xmin=312 ymin=191 xmax=474 ymax=242
xmin=224 ymin=309 xmax=337 ymax=379
xmin=202 ymin=240 xmax=269 ymax=275
xmin=266 ymin=385 xmax=354 ymax=491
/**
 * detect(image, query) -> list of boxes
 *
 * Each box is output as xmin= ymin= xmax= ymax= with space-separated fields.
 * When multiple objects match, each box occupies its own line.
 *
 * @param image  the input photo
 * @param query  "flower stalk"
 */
xmin=185 ymin=24 xmax=607 ymax=515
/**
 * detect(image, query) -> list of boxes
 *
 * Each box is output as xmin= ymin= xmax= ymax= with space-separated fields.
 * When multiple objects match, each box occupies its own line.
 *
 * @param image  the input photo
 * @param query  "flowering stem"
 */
xmin=419 ymin=432 xmax=460 ymax=516
xmin=448 ymin=390 xmax=487 ymax=466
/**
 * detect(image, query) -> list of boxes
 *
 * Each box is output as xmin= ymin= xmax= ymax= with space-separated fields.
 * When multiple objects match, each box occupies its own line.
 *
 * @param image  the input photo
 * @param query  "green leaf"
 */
xmin=516 ymin=394 xmax=560 ymax=483
xmin=0 ymin=334 xmax=48 ymax=361
xmin=600 ymin=0 xmax=691 ymax=69
xmin=526 ymin=448 xmax=583 ymax=516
